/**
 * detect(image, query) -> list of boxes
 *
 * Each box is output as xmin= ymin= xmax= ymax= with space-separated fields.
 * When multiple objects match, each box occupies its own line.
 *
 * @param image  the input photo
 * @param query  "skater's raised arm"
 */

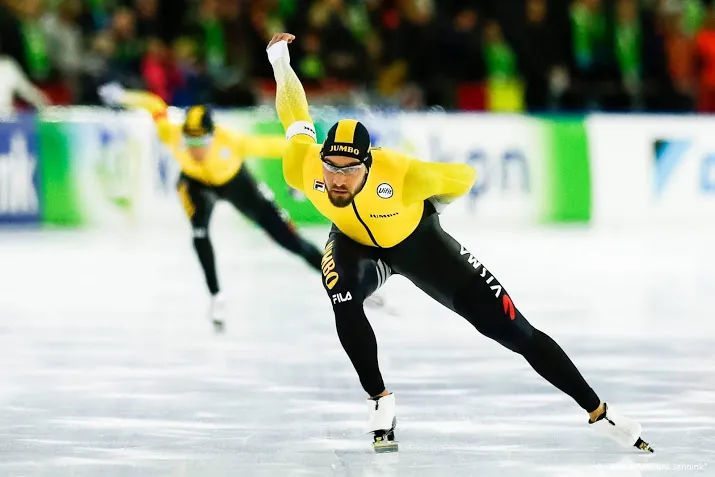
xmin=98 ymin=83 xmax=180 ymax=147
xmin=266 ymin=33 xmax=317 ymax=192
xmin=122 ymin=90 xmax=181 ymax=146
xmin=402 ymin=158 xmax=477 ymax=209
xmin=233 ymin=134 xmax=287 ymax=160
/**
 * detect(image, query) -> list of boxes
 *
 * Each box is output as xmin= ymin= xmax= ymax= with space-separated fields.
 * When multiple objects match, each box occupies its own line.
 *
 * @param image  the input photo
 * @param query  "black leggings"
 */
xmin=177 ymin=167 xmax=323 ymax=295
xmin=322 ymin=204 xmax=601 ymax=413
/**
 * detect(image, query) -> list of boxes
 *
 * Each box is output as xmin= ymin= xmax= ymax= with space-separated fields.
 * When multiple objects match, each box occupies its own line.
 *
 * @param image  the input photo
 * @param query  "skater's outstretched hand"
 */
xmin=267 ymin=33 xmax=295 ymax=49
xmin=98 ymin=82 xmax=126 ymax=107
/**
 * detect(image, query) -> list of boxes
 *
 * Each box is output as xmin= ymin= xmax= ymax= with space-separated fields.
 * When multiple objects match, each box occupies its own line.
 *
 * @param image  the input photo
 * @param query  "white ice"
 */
xmin=1 ymin=213 xmax=714 ymax=477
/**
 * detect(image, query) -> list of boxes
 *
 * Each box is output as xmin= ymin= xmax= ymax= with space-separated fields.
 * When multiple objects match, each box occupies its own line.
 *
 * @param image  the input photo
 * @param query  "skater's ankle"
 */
xmin=371 ymin=390 xmax=390 ymax=399
xmin=588 ymin=402 xmax=606 ymax=422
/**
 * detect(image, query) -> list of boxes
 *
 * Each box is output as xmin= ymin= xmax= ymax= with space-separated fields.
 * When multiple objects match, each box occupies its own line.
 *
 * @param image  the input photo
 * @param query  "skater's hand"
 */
xmin=266 ymin=33 xmax=295 ymax=66
xmin=267 ymin=33 xmax=295 ymax=49
xmin=98 ymin=82 xmax=126 ymax=107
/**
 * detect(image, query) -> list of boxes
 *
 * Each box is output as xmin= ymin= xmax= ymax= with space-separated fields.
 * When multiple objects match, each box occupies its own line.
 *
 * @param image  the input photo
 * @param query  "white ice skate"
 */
xmin=209 ymin=293 xmax=226 ymax=332
xmin=368 ymin=393 xmax=398 ymax=453
xmin=589 ymin=403 xmax=654 ymax=453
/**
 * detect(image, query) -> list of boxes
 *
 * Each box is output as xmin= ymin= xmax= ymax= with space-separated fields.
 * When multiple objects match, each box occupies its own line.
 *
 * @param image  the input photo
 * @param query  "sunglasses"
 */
xmin=184 ymin=134 xmax=214 ymax=147
xmin=322 ymin=160 xmax=364 ymax=175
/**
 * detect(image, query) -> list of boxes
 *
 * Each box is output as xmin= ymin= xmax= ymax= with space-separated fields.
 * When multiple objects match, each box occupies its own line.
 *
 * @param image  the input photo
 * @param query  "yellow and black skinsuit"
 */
xmin=267 ymin=41 xmax=602 ymax=417
xmin=121 ymin=91 xmax=323 ymax=295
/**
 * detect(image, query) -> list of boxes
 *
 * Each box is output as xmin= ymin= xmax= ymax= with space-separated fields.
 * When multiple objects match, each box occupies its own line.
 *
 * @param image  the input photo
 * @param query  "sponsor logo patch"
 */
xmin=376 ymin=183 xmax=393 ymax=199
xmin=329 ymin=144 xmax=360 ymax=155
xmin=322 ymin=241 xmax=339 ymax=290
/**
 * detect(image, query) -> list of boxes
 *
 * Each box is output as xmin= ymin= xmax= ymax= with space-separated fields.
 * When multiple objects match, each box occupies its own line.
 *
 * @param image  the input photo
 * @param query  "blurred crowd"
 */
xmin=1 ymin=0 xmax=715 ymax=113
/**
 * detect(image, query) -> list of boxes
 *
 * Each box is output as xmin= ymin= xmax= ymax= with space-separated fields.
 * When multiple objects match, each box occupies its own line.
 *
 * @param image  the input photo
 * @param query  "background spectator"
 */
xmin=42 ymin=0 xmax=84 ymax=102
xmin=0 ymin=0 xmax=710 ymax=112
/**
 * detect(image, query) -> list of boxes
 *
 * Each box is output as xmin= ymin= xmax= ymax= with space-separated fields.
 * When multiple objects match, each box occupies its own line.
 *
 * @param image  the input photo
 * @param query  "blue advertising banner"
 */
xmin=0 ymin=115 xmax=40 ymax=224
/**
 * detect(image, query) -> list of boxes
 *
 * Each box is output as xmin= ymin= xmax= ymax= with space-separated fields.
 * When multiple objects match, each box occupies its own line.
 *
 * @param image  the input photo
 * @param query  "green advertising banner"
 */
xmin=540 ymin=116 xmax=591 ymax=223
xmin=27 ymin=108 xmax=592 ymax=229
xmin=38 ymin=109 xmax=154 ymax=227
xmin=241 ymin=115 xmax=330 ymax=225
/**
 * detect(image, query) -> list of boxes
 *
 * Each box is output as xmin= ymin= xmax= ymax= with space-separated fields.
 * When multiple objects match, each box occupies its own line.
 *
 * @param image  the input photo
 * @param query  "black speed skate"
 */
xmin=634 ymin=437 xmax=655 ymax=453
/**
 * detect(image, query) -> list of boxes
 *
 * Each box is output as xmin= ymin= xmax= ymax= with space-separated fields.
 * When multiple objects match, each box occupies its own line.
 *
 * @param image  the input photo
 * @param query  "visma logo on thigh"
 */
xmin=332 ymin=292 xmax=352 ymax=304
xmin=459 ymin=245 xmax=516 ymax=320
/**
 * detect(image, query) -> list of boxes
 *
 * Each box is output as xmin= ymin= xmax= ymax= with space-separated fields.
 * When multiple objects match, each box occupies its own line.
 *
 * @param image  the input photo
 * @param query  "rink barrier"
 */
xmin=0 ymin=109 xmax=592 ymax=228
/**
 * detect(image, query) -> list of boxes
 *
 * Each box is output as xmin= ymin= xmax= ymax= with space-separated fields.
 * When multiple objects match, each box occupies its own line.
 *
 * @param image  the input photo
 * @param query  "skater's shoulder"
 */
xmin=211 ymin=125 xmax=233 ymax=141
xmin=370 ymin=147 xmax=411 ymax=169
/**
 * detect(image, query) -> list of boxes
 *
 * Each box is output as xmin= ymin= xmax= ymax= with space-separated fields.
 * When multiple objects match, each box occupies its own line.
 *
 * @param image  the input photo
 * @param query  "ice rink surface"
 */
xmin=1 ymin=217 xmax=714 ymax=477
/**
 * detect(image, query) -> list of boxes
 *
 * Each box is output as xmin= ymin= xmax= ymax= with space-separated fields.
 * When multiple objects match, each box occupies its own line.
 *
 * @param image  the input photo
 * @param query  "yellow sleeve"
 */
xmin=274 ymin=57 xmax=313 ymax=129
xmin=234 ymin=134 xmax=287 ymax=159
xmin=272 ymin=55 xmax=317 ymax=192
xmin=402 ymin=158 xmax=477 ymax=206
xmin=121 ymin=90 xmax=181 ymax=147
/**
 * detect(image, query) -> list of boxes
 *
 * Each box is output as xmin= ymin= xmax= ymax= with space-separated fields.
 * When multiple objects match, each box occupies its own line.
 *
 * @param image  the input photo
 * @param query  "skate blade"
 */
xmin=212 ymin=319 xmax=225 ymax=333
xmin=635 ymin=437 xmax=654 ymax=453
xmin=373 ymin=440 xmax=398 ymax=453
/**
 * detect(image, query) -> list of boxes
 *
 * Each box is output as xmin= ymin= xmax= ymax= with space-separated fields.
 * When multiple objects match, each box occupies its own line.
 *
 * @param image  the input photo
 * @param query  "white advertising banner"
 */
xmin=588 ymin=115 xmax=715 ymax=228
xmin=397 ymin=113 xmax=545 ymax=227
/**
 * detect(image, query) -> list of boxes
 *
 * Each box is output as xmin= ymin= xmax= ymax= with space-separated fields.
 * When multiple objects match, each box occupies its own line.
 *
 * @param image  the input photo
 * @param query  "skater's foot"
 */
xmin=209 ymin=293 xmax=226 ymax=332
xmin=368 ymin=393 xmax=398 ymax=453
xmin=589 ymin=403 xmax=654 ymax=453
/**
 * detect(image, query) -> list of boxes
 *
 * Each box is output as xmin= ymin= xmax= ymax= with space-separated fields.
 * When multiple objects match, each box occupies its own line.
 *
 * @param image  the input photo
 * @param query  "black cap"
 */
xmin=182 ymin=105 xmax=215 ymax=137
xmin=321 ymin=119 xmax=372 ymax=168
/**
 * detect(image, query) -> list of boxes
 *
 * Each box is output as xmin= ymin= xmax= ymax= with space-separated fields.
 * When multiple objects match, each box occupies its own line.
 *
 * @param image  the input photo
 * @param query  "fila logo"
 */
xmin=459 ymin=245 xmax=516 ymax=320
xmin=376 ymin=183 xmax=393 ymax=199
xmin=314 ymin=180 xmax=325 ymax=192
xmin=330 ymin=144 xmax=360 ymax=155
xmin=332 ymin=291 xmax=352 ymax=304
